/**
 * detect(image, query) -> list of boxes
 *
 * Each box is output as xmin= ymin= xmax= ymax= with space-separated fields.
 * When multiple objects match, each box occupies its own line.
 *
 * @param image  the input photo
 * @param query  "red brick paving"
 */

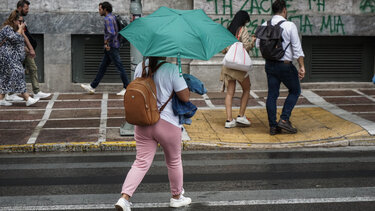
xmin=107 ymin=118 xmax=125 ymax=127
xmin=0 ymin=130 xmax=34 ymax=145
xmin=324 ymin=97 xmax=374 ymax=104
xmin=108 ymin=109 xmax=125 ymax=118
xmin=53 ymin=101 xmax=101 ymax=108
xmin=313 ymin=90 xmax=360 ymax=96
xmin=49 ymin=109 xmax=101 ymax=119
xmin=338 ymin=105 xmax=375 ymax=112
xmin=357 ymin=113 xmax=375 ymax=122
xmin=0 ymin=122 xmax=39 ymax=130
xmin=36 ymin=129 xmax=99 ymax=143
xmin=0 ymin=110 xmax=44 ymax=120
xmin=43 ymin=119 xmax=100 ymax=128
xmin=58 ymin=94 xmax=102 ymax=100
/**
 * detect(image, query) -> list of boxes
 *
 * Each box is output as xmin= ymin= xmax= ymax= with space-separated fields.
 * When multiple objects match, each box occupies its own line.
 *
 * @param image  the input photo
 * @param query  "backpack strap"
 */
xmin=235 ymin=27 xmax=243 ymax=40
xmin=159 ymin=92 xmax=174 ymax=112
xmin=275 ymin=20 xmax=290 ymax=51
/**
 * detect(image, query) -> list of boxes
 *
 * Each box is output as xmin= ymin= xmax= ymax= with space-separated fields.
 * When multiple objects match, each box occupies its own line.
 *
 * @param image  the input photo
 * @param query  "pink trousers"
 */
xmin=121 ymin=119 xmax=183 ymax=197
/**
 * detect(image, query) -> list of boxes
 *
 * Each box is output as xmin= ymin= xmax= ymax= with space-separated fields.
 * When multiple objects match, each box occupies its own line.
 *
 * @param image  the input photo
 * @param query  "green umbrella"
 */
xmin=119 ymin=6 xmax=238 ymax=75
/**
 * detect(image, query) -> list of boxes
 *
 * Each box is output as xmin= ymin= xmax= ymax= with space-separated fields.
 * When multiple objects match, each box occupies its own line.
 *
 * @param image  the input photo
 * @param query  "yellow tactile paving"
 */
xmin=184 ymin=107 xmax=372 ymax=146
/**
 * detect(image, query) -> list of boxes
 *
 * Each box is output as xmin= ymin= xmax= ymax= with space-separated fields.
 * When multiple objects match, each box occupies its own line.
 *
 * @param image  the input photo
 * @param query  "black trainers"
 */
xmin=277 ymin=120 xmax=297 ymax=134
xmin=270 ymin=127 xmax=281 ymax=135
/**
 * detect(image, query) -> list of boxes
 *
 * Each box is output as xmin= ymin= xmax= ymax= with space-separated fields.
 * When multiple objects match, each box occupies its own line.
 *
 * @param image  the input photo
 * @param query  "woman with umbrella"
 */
xmin=115 ymin=57 xmax=192 ymax=211
xmin=221 ymin=10 xmax=256 ymax=128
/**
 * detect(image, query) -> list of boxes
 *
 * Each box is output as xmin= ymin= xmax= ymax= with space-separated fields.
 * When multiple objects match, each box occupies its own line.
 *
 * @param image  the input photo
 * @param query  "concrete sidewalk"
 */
xmin=0 ymin=88 xmax=375 ymax=152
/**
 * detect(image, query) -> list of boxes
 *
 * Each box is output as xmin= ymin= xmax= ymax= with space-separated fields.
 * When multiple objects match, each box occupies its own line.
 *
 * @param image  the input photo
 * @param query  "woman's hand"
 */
xmin=17 ymin=23 xmax=25 ymax=34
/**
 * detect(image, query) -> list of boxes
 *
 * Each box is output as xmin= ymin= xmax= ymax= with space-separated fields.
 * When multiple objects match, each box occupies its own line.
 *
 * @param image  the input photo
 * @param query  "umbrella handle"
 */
xmin=178 ymin=53 xmax=182 ymax=77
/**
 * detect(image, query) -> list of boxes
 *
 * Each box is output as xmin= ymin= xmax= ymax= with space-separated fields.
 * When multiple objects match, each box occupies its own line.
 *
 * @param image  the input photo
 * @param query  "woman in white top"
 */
xmin=115 ymin=57 xmax=191 ymax=211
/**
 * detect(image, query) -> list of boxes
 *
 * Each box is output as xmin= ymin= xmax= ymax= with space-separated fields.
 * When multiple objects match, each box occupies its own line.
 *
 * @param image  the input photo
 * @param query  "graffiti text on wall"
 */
xmin=360 ymin=0 xmax=375 ymax=12
xmin=208 ymin=0 xmax=346 ymax=36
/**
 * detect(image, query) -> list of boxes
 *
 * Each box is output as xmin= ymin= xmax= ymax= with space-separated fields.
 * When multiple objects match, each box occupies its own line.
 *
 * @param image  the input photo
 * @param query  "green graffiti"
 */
xmin=289 ymin=15 xmax=313 ymax=33
xmin=207 ymin=0 xmax=219 ymax=14
xmin=212 ymin=17 xmax=232 ymax=28
xmin=240 ymin=0 xmax=273 ymax=14
xmin=360 ymin=0 xmax=375 ymax=13
xmin=320 ymin=15 xmax=345 ymax=35
xmin=307 ymin=0 xmax=325 ymax=12
xmin=222 ymin=0 xmax=233 ymax=17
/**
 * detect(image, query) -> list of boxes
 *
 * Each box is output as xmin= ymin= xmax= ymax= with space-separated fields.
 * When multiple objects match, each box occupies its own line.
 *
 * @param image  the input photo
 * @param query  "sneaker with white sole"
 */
xmin=26 ymin=97 xmax=39 ymax=106
xmin=0 ymin=99 xmax=13 ymax=106
xmin=80 ymin=84 xmax=95 ymax=94
xmin=5 ymin=94 xmax=24 ymax=101
xmin=115 ymin=197 xmax=131 ymax=211
xmin=34 ymin=91 xmax=51 ymax=99
xmin=116 ymin=88 xmax=126 ymax=96
xmin=236 ymin=115 xmax=251 ymax=126
xmin=170 ymin=195 xmax=192 ymax=208
xmin=225 ymin=119 xmax=236 ymax=128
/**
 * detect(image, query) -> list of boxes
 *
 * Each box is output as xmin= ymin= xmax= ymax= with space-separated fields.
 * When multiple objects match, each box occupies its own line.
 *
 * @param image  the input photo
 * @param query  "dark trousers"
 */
xmin=265 ymin=61 xmax=301 ymax=128
xmin=91 ymin=48 xmax=129 ymax=89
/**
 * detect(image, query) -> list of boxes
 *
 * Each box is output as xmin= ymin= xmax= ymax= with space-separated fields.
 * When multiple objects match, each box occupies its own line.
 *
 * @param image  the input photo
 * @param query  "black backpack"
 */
xmin=255 ymin=20 xmax=290 ymax=61
xmin=115 ymin=15 xmax=128 ymax=47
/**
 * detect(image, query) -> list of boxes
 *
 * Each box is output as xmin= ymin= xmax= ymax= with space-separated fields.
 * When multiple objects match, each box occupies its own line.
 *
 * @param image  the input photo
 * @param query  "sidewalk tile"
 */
xmin=36 ymin=129 xmax=99 ymax=143
xmin=49 ymin=109 xmax=101 ymax=119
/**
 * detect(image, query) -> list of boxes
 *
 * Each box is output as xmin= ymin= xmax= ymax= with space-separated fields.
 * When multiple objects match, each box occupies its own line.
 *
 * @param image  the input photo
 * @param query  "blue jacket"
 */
xmin=172 ymin=74 xmax=207 ymax=125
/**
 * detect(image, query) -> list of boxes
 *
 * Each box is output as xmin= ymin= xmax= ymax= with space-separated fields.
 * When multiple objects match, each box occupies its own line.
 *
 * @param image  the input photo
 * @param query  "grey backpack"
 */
xmin=255 ymin=20 xmax=290 ymax=61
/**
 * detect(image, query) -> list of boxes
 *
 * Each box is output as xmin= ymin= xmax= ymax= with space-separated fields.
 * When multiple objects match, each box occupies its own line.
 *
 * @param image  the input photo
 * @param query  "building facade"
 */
xmin=1 ymin=0 xmax=374 ymax=92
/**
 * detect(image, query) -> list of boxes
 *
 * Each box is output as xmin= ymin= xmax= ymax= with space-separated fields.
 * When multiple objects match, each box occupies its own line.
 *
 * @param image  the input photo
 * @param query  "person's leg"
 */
xmin=90 ymin=50 xmax=111 ymax=89
xmin=107 ymin=48 xmax=129 ymax=88
xmin=265 ymin=63 xmax=281 ymax=128
xmin=154 ymin=119 xmax=183 ymax=197
xmin=24 ymin=57 xmax=39 ymax=94
xmin=279 ymin=64 xmax=301 ymax=121
xmin=238 ymin=76 xmax=251 ymax=117
xmin=225 ymin=80 xmax=236 ymax=121
xmin=121 ymin=125 xmax=158 ymax=198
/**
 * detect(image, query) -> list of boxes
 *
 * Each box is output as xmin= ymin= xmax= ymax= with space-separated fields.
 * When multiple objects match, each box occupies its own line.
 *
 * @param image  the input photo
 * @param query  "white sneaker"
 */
xmin=34 ymin=91 xmax=51 ymax=99
xmin=5 ymin=94 xmax=24 ymax=101
xmin=80 ymin=84 xmax=95 ymax=94
xmin=236 ymin=115 xmax=251 ymax=126
xmin=0 ymin=99 xmax=13 ymax=106
xmin=225 ymin=119 xmax=236 ymax=128
xmin=170 ymin=194 xmax=192 ymax=208
xmin=26 ymin=97 xmax=39 ymax=106
xmin=116 ymin=88 xmax=126 ymax=96
xmin=115 ymin=197 xmax=131 ymax=211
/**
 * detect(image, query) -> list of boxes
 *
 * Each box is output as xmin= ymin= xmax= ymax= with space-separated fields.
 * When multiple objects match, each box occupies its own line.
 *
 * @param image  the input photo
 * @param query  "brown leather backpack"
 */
xmin=123 ymin=61 xmax=172 ymax=126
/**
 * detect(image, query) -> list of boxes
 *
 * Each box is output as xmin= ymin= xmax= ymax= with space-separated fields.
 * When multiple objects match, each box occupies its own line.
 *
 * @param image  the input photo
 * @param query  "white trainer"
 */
xmin=5 ymin=94 xmax=24 ymax=101
xmin=26 ymin=97 xmax=39 ymax=106
xmin=225 ymin=119 xmax=236 ymax=128
xmin=116 ymin=88 xmax=126 ymax=96
xmin=115 ymin=197 xmax=131 ymax=211
xmin=236 ymin=115 xmax=251 ymax=126
xmin=34 ymin=91 xmax=51 ymax=99
xmin=170 ymin=194 xmax=192 ymax=208
xmin=0 ymin=99 xmax=13 ymax=106
xmin=80 ymin=84 xmax=95 ymax=94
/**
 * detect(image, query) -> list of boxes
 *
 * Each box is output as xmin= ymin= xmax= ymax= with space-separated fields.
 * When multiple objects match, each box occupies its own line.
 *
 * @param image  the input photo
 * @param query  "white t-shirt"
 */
xmin=134 ymin=60 xmax=188 ymax=127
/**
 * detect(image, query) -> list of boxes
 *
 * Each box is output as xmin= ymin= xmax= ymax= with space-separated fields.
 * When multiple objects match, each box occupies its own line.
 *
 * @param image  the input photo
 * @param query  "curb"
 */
xmin=1 ymin=136 xmax=375 ymax=153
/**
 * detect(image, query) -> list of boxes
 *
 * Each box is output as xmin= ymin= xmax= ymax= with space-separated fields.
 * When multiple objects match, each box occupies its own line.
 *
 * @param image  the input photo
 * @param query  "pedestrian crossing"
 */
xmin=1 ymin=147 xmax=375 ymax=210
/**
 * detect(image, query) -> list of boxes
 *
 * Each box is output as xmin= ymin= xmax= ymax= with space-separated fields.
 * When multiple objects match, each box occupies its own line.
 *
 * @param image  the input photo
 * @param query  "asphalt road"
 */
xmin=1 ymin=146 xmax=375 ymax=210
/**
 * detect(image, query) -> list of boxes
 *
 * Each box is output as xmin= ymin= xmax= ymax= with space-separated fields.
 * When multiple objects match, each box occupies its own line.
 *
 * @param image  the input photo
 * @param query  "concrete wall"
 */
xmin=0 ymin=0 xmax=374 ymax=92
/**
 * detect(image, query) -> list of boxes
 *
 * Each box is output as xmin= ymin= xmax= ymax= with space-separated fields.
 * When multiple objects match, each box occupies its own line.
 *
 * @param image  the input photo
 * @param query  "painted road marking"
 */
xmin=302 ymin=90 xmax=375 ymax=135
xmin=27 ymin=93 xmax=59 ymax=144
xmin=97 ymin=93 xmax=108 ymax=144
xmin=203 ymin=94 xmax=215 ymax=108
xmin=2 ymin=196 xmax=375 ymax=210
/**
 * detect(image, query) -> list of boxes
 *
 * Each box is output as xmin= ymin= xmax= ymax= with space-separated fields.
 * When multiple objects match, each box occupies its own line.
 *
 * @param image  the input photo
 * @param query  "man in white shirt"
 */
xmin=257 ymin=0 xmax=306 ymax=135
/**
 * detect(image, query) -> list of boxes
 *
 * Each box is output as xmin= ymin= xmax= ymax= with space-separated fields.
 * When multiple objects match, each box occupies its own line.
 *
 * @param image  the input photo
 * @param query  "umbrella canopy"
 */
xmin=120 ymin=6 xmax=237 ymax=74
